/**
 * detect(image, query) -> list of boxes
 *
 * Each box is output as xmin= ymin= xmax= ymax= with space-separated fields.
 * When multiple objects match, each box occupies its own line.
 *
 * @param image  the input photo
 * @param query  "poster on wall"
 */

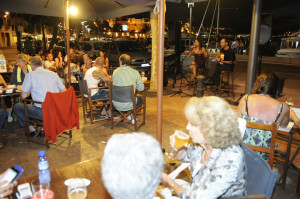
xmin=0 ymin=58 xmax=7 ymax=73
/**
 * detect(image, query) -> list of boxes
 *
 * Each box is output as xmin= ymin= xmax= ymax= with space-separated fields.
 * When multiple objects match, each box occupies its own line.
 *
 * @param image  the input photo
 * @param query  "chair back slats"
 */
xmin=111 ymin=85 xmax=133 ymax=103
xmin=110 ymin=84 xmax=146 ymax=131
xmin=245 ymin=121 xmax=277 ymax=168
xmin=78 ymin=79 xmax=89 ymax=96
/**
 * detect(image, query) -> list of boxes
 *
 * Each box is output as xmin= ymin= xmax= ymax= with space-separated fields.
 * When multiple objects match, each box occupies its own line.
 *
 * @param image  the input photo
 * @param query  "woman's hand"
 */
xmin=0 ymin=170 xmax=18 ymax=198
xmin=161 ymin=173 xmax=173 ymax=186
xmin=175 ymin=149 xmax=187 ymax=160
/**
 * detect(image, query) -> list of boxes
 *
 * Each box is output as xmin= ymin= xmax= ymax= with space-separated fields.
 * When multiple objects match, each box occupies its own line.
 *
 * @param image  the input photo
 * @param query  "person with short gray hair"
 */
xmin=13 ymin=56 xmax=66 ymax=134
xmin=101 ymin=132 xmax=163 ymax=199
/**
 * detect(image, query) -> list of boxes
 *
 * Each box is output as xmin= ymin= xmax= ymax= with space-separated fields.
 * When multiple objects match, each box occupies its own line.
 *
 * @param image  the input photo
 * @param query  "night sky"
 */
xmin=132 ymin=0 xmax=300 ymax=34
xmin=165 ymin=0 xmax=300 ymax=34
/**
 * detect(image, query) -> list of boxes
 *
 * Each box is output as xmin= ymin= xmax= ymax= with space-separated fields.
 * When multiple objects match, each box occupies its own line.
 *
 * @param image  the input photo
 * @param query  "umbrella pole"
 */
xmin=66 ymin=0 xmax=71 ymax=87
xmin=156 ymin=0 xmax=165 ymax=144
xmin=246 ymin=0 xmax=262 ymax=93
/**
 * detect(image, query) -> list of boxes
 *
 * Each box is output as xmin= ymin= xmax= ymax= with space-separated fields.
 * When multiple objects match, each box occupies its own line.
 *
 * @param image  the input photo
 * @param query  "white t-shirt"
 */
xmin=84 ymin=67 xmax=100 ymax=96
xmin=44 ymin=60 xmax=55 ymax=71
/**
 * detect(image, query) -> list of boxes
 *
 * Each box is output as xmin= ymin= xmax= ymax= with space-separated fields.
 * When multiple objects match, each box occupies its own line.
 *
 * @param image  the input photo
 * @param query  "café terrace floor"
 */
xmin=0 ymin=60 xmax=300 ymax=198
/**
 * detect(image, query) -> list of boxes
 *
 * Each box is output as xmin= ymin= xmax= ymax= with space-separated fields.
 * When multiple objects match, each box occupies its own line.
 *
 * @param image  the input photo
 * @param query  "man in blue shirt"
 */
xmin=13 ymin=56 xmax=66 ymax=133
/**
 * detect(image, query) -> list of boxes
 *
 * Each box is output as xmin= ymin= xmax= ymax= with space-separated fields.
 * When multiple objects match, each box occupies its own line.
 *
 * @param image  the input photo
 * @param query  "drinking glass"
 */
xmin=31 ymin=180 xmax=54 ymax=199
xmin=286 ymin=97 xmax=294 ymax=107
xmin=67 ymin=179 xmax=87 ymax=199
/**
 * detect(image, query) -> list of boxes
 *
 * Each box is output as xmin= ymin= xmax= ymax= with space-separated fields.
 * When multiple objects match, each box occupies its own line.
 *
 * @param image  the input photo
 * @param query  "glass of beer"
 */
xmin=67 ymin=179 xmax=87 ymax=199
xmin=286 ymin=97 xmax=294 ymax=107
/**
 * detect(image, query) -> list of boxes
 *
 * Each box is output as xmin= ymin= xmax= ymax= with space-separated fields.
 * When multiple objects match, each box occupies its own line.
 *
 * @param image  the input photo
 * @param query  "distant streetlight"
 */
xmin=70 ymin=6 xmax=78 ymax=15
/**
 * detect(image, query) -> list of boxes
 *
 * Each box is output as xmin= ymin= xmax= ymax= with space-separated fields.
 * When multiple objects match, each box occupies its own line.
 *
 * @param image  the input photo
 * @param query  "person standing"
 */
xmin=99 ymin=50 xmax=109 ymax=69
xmin=231 ymin=37 xmax=239 ymax=54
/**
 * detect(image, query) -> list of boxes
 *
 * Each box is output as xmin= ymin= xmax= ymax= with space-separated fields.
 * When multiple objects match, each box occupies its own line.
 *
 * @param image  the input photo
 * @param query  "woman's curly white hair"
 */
xmin=185 ymin=96 xmax=241 ymax=148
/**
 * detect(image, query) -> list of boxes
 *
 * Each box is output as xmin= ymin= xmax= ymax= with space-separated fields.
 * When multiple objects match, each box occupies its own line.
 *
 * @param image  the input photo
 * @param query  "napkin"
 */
xmin=168 ymin=162 xmax=190 ymax=180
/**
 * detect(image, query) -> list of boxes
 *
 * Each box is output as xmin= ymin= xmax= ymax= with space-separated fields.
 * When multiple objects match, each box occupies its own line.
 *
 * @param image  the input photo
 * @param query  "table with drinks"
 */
xmin=15 ymin=157 xmax=112 ymax=199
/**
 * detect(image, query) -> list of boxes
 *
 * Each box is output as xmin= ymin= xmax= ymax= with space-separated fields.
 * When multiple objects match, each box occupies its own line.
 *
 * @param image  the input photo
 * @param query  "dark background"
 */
xmin=133 ymin=0 xmax=300 ymax=34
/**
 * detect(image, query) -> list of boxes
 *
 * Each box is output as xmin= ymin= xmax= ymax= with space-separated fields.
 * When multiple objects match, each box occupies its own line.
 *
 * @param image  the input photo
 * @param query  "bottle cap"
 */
xmin=39 ymin=150 xmax=46 ymax=157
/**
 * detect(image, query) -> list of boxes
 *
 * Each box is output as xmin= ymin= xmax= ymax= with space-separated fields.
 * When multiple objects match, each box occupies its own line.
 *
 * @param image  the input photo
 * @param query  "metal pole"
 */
xmin=216 ymin=0 xmax=220 ymax=49
xmin=188 ymin=3 xmax=194 ymax=47
xmin=246 ymin=0 xmax=262 ymax=94
xmin=66 ymin=0 xmax=71 ymax=87
xmin=156 ymin=0 xmax=165 ymax=144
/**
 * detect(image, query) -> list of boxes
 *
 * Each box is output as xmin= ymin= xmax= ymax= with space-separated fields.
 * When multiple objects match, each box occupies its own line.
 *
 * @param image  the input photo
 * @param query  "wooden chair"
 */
xmin=107 ymin=65 xmax=117 ymax=76
xmin=276 ymin=126 xmax=300 ymax=192
xmin=110 ymin=84 xmax=146 ymax=131
xmin=218 ymin=62 xmax=236 ymax=99
xmin=78 ymin=79 xmax=112 ymax=124
xmin=245 ymin=121 xmax=277 ymax=168
xmin=23 ymin=99 xmax=73 ymax=148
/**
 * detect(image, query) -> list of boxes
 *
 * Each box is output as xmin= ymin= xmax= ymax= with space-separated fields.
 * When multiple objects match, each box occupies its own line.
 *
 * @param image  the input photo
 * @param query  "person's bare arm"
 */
xmin=104 ymin=58 xmax=109 ymax=68
xmin=188 ymin=47 xmax=194 ymax=57
xmin=221 ymin=60 xmax=233 ymax=65
xmin=0 ymin=75 xmax=7 ymax=87
xmin=237 ymin=96 xmax=246 ymax=117
xmin=49 ymin=65 xmax=56 ymax=71
xmin=279 ymin=103 xmax=290 ymax=128
xmin=291 ymin=109 xmax=300 ymax=128
xmin=161 ymin=173 xmax=184 ymax=197
xmin=21 ymin=92 xmax=29 ymax=100
xmin=92 ymin=69 xmax=112 ymax=82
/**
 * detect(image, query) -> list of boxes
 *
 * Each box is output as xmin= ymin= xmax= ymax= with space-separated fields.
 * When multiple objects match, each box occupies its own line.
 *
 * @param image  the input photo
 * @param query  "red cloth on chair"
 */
xmin=42 ymin=86 xmax=80 ymax=143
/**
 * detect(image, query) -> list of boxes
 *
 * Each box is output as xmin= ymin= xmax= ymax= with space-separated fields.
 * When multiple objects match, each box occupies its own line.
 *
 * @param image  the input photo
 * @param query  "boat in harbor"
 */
xmin=276 ymin=36 xmax=300 ymax=58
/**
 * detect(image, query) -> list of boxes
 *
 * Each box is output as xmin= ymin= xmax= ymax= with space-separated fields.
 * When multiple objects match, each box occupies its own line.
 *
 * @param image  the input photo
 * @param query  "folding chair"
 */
xmin=245 ymin=121 xmax=277 ymax=168
xmin=78 ymin=79 xmax=112 ymax=124
xmin=110 ymin=84 xmax=146 ymax=131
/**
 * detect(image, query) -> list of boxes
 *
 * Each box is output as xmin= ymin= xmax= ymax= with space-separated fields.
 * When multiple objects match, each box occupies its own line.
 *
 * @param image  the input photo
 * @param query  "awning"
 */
xmin=1 ymin=0 xmax=152 ymax=20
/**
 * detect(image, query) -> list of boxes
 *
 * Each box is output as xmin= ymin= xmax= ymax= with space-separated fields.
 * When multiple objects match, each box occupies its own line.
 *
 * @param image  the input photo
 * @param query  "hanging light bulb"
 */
xmin=70 ymin=6 xmax=78 ymax=15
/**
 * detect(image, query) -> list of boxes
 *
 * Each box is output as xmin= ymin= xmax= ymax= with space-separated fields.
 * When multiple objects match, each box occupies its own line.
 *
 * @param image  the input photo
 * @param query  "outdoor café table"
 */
xmin=15 ymin=158 xmax=112 ymax=199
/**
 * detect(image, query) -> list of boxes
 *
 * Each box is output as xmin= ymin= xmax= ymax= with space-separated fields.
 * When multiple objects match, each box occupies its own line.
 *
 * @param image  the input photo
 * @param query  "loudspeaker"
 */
xmin=174 ymin=21 xmax=183 ymax=56
xmin=259 ymin=14 xmax=272 ymax=45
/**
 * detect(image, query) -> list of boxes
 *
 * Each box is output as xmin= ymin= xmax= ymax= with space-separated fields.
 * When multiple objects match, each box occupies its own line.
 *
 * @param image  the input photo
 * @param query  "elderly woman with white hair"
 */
xmin=161 ymin=96 xmax=246 ymax=199
xmin=101 ymin=132 xmax=163 ymax=199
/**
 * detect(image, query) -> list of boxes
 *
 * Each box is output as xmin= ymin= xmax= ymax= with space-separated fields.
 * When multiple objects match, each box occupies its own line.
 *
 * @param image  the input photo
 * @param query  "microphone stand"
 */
xmin=171 ymin=47 xmax=195 ymax=97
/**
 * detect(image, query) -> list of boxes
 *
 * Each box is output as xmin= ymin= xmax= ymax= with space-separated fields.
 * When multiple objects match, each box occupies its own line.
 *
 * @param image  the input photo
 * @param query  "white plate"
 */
xmin=64 ymin=178 xmax=91 ymax=186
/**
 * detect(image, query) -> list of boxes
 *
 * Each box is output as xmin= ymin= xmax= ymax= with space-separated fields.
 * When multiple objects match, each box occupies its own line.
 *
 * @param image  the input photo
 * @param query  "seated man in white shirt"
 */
xmin=44 ymin=52 xmax=56 ymax=71
xmin=84 ymin=57 xmax=111 ymax=100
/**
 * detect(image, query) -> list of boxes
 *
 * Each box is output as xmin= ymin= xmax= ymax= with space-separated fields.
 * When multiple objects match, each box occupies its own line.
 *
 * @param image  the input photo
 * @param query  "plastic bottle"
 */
xmin=38 ymin=150 xmax=51 ymax=184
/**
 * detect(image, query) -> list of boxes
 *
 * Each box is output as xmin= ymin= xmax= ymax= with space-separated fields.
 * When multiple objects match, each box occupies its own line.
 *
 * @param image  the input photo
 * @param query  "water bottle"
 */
xmin=38 ymin=150 xmax=51 ymax=184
